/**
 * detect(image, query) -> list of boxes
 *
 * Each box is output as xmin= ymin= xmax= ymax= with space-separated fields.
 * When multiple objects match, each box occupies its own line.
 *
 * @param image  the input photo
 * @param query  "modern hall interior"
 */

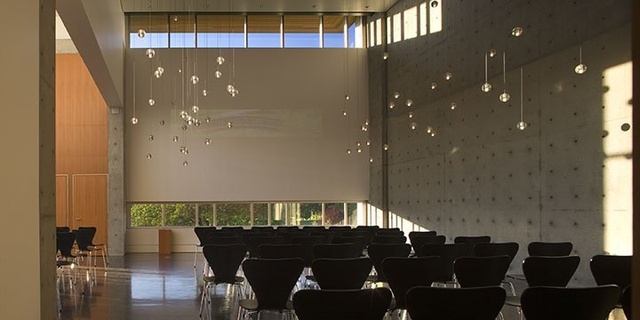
xmin=0 ymin=0 xmax=639 ymax=319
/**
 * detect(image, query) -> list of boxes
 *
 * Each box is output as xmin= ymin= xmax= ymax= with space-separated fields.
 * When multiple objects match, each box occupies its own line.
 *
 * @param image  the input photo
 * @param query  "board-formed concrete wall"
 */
xmin=368 ymin=0 xmax=632 ymax=285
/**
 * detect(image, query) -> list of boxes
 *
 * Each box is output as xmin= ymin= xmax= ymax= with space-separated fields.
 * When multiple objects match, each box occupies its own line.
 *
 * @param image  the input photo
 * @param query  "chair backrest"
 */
xmin=382 ymin=256 xmax=443 ymax=309
xmin=421 ymin=243 xmax=475 ymax=281
xmin=527 ymin=241 xmax=573 ymax=256
xmin=590 ymin=255 xmax=632 ymax=289
xmin=257 ymin=244 xmax=303 ymax=259
xmin=242 ymin=258 xmax=305 ymax=310
xmin=454 ymin=255 xmax=511 ymax=287
xmin=331 ymin=236 xmax=368 ymax=255
xmin=290 ymin=236 xmax=325 ymax=267
xmin=413 ymin=235 xmax=446 ymax=255
xmin=406 ymin=286 xmax=506 ymax=320
xmin=311 ymin=258 xmax=372 ymax=290
xmin=621 ymin=285 xmax=631 ymax=320
xmin=520 ymin=285 xmax=621 ymax=320
xmin=453 ymin=235 xmax=491 ymax=244
xmin=56 ymin=226 xmax=70 ymax=233
xmin=522 ymin=256 xmax=580 ymax=287
xmin=247 ymin=236 xmax=283 ymax=258
xmin=73 ymin=229 xmax=93 ymax=251
xmin=293 ymin=288 xmax=392 ymax=320
xmin=202 ymin=244 xmax=247 ymax=284
xmin=375 ymin=229 xmax=404 ymax=236
xmin=367 ymin=243 xmax=412 ymax=282
xmin=194 ymin=226 xmax=217 ymax=244
xmin=205 ymin=235 xmax=245 ymax=245
xmin=313 ymin=243 xmax=361 ymax=259
xmin=371 ymin=235 xmax=407 ymax=244
xmin=56 ymin=232 xmax=76 ymax=258
xmin=474 ymin=242 xmax=519 ymax=265
xmin=328 ymin=226 xmax=352 ymax=231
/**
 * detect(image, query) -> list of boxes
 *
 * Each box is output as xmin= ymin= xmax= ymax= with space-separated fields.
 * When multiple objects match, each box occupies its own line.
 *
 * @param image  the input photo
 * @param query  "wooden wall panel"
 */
xmin=56 ymin=54 xmax=108 ymax=244
xmin=72 ymin=174 xmax=108 ymax=246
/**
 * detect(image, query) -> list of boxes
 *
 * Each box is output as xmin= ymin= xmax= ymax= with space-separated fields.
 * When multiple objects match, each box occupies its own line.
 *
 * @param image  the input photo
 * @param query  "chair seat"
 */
xmin=203 ymin=275 xmax=244 ymax=285
xmin=56 ymin=260 xmax=74 ymax=267
xmin=505 ymin=295 xmax=521 ymax=307
xmin=238 ymin=299 xmax=294 ymax=311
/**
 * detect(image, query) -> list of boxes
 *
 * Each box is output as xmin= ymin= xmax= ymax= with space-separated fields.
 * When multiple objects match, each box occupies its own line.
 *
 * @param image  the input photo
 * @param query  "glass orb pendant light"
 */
xmin=499 ymin=52 xmax=510 ymax=103
xmin=516 ymin=67 xmax=528 ymax=131
xmin=481 ymin=53 xmax=492 ymax=92
xmin=574 ymin=46 xmax=587 ymax=74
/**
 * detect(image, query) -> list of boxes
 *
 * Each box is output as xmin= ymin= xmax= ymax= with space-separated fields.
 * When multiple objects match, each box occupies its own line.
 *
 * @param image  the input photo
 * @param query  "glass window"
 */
xmin=347 ymin=16 xmax=362 ymax=48
xmin=284 ymin=15 xmax=320 ymax=48
xmin=216 ymin=203 xmax=251 ymax=226
xmin=375 ymin=18 xmax=383 ymax=46
xmin=324 ymin=203 xmax=345 ymax=226
xmin=253 ymin=203 xmax=269 ymax=226
xmin=299 ymin=203 xmax=322 ymax=225
xmin=368 ymin=20 xmax=375 ymax=47
xmin=248 ymin=15 xmax=281 ymax=48
xmin=419 ymin=2 xmax=428 ymax=36
xmin=170 ymin=14 xmax=196 ymax=48
xmin=392 ymin=13 xmax=402 ymax=43
xmin=346 ymin=203 xmax=358 ymax=225
xmin=130 ymin=203 xmax=163 ymax=227
xmin=323 ymin=15 xmax=344 ymax=48
xmin=129 ymin=14 xmax=169 ymax=48
xmin=196 ymin=14 xmax=245 ymax=48
xmin=404 ymin=7 xmax=418 ymax=40
xmin=164 ymin=203 xmax=196 ymax=226
xmin=429 ymin=0 xmax=442 ymax=33
xmin=387 ymin=16 xmax=392 ymax=44
xmin=197 ymin=204 xmax=214 ymax=226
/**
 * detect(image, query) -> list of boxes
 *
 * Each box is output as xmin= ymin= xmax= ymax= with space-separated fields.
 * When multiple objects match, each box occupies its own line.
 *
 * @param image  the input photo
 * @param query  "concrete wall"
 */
xmin=0 ymin=0 xmax=57 ymax=318
xmin=125 ymin=49 xmax=370 ymax=202
xmin=369 ymin=0 xmax=632 ymax=285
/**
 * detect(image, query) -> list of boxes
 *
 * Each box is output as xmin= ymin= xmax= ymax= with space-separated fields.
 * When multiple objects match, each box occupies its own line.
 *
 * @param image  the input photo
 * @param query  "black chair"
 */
xmin=421 ymin=243 xmax=475 ymax=282
xmin=293 ymin=288 xmax=392 ymax=320
xmin=406 ymin=286 xmax=506 ymax=320
xmin=523 ymin=255 xmax=580 ymax=287
xmin=505 ymin=256 xmax=581 ymax=319
xmin=621 ymin=285 xmax=631 ymax=320
xmin=73 ymin=228 xmax=103 ymax=268
xmin=331 ymin=235 xmax=369 ymax=255
xmin=527 ymin=241 xmax=573 ymax=256
xmin=375 ymin=228 xmax=404 ymax=236
xmin=366 ymin=243 xmax=411 ymax=282
xmin=474 ymin=242 xmax=519 ymax=265
xmin=77 ymin=226 xmax=109 ymax=265
xmin=590 ymin=255 xmax=632 ymax=290
xmin=371 ymin=235 xmax=407 ymax=244
xmin=311 ymin=258 xmax=372 ymax=290
xmin=56 ymin=226 xmax=70 ymax=233
xmin=408 ymin=231 xmax=437 ymax=251
xmin=520 ymin=285 xmax=621 ymax=320
xmin=257 ymin=244 xmax=302 ymax=259
xmin=199 ymin=244 xmax=247 ymax=319
xmin=453 ymin=235 xmax=491 ymax=244
xmin=453 ymin=255 xmax=511 ymax=288
xmin=382 ymin=257 xmax=443 ymax=314
xmin=290 ymin=236 xmax=324 ymax=267
xmin=313 ymin=243 xmax=361 ymax=259
xmin=237 ymin=258 xmax=304 ymax=320
xmin=246 ymin=236 xmax=283 ymax=258
xmin=412 ymin=235 xmax=446 ymax=255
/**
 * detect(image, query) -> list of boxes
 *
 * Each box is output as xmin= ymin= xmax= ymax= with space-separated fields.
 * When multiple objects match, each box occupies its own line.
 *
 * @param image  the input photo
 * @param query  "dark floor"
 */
xmin=57 ymin=253 xmax=625 ymax=320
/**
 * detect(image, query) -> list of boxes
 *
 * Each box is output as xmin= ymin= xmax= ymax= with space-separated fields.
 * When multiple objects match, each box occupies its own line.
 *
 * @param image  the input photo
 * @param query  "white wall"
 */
xmin=125 ymin=48 xmax=370 ymax=202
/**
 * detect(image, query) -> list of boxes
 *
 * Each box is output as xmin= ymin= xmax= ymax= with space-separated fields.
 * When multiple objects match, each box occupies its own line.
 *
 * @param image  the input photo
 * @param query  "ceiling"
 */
xmin=121 ymin=0 xmax=398 ymax=13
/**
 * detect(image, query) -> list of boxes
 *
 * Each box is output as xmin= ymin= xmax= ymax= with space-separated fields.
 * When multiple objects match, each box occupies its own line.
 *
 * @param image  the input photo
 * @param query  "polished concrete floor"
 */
xmin=57 ymin=253 xmax=627 ymax=320
xmin=59 ymin=253 xmax=235 ymax=320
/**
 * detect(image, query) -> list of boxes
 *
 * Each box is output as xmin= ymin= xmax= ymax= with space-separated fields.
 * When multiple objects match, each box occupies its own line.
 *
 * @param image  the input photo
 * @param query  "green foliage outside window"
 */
xmin=216 ymin=203 xmax=251 ymax=226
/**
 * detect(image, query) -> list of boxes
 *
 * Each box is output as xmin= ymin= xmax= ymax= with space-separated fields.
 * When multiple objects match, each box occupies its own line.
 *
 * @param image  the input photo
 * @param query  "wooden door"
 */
xmin=72 ymin=174 xmax=108 ymax=246
xmin=56 ymin=174 xmax=70 ymax=227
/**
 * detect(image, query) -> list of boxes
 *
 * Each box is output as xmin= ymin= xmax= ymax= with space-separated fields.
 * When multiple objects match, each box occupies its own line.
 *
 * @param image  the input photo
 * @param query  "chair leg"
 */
xmin=199 ymin=283 xmax=208 ymax=319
